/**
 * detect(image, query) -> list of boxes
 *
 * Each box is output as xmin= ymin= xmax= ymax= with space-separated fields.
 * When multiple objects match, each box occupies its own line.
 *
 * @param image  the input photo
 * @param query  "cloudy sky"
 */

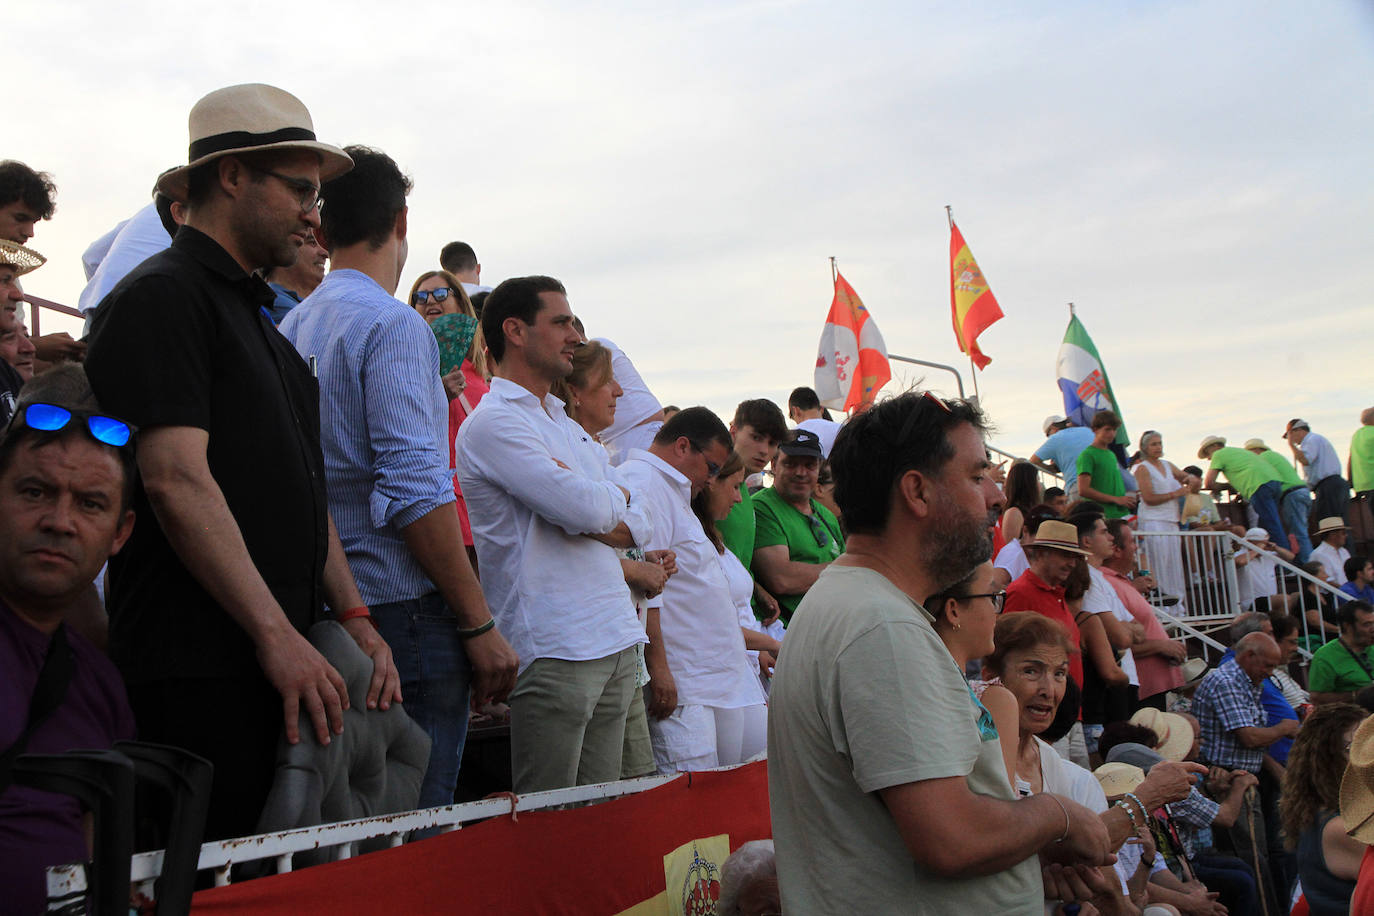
xmin=13 ymin=0 xmax=1374 ymax=467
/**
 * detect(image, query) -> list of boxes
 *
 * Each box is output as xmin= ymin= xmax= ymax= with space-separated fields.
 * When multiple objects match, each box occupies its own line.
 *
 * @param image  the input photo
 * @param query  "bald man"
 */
xmin=1192 ymin=633 xmax=1298 ymax=776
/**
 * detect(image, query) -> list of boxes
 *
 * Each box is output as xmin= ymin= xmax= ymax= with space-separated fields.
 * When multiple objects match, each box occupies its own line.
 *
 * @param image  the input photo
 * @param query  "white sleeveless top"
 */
xmin=1136 ymin=459 xmax=1183 ymax=522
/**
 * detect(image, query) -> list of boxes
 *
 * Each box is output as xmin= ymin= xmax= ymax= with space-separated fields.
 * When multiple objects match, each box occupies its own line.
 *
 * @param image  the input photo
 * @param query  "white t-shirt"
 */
xmin=1084 ymin=566 xmax=1139 ymax=686
xmin=995 ymin=539 xmax=1029 ymax=581
xmin=78 ymin=202 xmax=174 ymax=315
xmin=1312 ymin=542 xmax=1351 ymax=586
xmin=1239 ymin=549 xmax=1279 ymax=608
xmin=594 ymin=337 xmax=662 ymax=447
xmin=797 ymin=417 xmax=843 ymax=458
xmin=617 ymin=450 xmax=765 ymax=709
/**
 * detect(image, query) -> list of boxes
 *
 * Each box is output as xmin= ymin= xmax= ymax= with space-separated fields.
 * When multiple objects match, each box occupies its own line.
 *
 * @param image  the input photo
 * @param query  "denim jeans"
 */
xmin=1249 ymin=480 xmax=1288 ymax=547
xmin=372 ymin=592 xmax=471 ymax=810
xmin=1279 ymin=485 xmax=1313 ymax=562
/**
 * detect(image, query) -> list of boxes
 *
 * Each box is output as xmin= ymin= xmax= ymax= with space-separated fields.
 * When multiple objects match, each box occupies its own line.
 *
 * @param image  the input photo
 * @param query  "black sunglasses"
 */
xmin=687 ymin=440 xmax=721 ymax=477
xmin=412 ymin=287 xmax=454 ymax=306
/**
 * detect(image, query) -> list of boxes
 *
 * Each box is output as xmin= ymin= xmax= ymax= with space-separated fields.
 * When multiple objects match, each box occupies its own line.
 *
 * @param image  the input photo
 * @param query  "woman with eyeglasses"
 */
xmin=928 ymin=560 xmax=1017 ymax=786
xmin=407 ymin=269 xmax=489 ymax=568
xmin=1280 ymin=703 xmax=1367 ymax=916
xmin=983 ymin=613 xmax=1203 ymax=914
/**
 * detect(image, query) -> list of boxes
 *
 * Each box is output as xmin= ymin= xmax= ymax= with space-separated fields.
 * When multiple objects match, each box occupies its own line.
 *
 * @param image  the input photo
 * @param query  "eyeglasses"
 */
xmin=10 ymin=402 xmax=136 ymax=447
xmin=243 ymin=162 xmax=323 ymax=214
xmin=412 ymin=287 xmax=454 ymax=306
xmin=688 ymin=440 xmax=721 ymax=477
xmin=932 ymin=590 xmax=1006 ymax=613
xmin=806 ymin=513 xmax=832 ymax=549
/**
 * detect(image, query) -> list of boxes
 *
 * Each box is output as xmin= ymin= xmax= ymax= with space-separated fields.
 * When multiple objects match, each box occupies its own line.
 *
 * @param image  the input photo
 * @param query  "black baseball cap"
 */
xmin=779 ymin=429 xmax=824 ymax=459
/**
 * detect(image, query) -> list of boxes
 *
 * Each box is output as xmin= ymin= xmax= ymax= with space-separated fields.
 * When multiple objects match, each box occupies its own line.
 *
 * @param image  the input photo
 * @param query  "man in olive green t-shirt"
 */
xmin=1075 ymin=410 xmax=1137 ymax=519
xmin=1199 ymin=435 xmax=1289 ymax=548
xmin=1309 ymin=600 xmax=1374 ymax=705
xmin=752 ymin=429 xmax=843 ymax=623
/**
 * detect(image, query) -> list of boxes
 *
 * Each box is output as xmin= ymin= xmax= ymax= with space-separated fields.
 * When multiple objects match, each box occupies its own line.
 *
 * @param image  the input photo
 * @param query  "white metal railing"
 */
xmin=47 ymin=771 xmax=684 ymax=907
xmin=1134 ymin=529 xmax=1349 ymax=659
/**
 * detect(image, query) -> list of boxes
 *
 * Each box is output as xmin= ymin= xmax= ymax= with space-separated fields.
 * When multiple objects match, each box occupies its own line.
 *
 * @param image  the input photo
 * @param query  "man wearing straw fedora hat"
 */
xmin=0 ymin=239 xmax=45 ymax=424
xmin=85 ymin=84 xmax=400 ymax=842
xmin=1198 ymin=435 xmax=1289 ymax=548
xmin=1311 ymin=516 xmax=1354 ymax=587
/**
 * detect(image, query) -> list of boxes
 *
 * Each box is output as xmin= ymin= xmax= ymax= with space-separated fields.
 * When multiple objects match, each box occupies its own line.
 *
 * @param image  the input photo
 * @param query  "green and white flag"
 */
xmin=1055 ymin=313 xmax=1127 ymax=445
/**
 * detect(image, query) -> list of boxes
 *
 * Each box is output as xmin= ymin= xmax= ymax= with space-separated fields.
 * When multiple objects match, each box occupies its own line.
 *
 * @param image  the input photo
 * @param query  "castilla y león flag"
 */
xmin=949 ymin=223 xmax=1004 ymax=369
xmin=814 ymin=272 xmax=891 ymax=412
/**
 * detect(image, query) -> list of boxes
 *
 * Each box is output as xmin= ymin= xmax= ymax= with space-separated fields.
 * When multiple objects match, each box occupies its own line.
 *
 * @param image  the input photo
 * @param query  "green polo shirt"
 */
xmin=752 ymin=486 xmax=844 ymax=623
xmin=1207 ymin=446 xmax=1280 ymax=500
xmin=716 ymin=483 xmax=755 ymax=571
xmin=1256 ymin=448 xmax=1305 ymax=489
xmin=1308 ymin=638 xmax=1374 ymax=694
xmin=1352 ymin=425 xmax=1374 ymax=494
xmin=1076 ymin=445 xmax=1127 ymax=518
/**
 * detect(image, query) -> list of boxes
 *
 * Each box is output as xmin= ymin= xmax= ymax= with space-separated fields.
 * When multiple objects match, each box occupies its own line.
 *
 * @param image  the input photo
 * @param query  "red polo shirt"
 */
xmin=1004 ymin=568 xmax=1084 ymax=688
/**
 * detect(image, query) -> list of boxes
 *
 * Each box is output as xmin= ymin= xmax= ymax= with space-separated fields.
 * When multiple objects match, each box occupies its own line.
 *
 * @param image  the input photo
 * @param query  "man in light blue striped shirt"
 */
xmin=281 ymin=146 xmax=517 ymax=810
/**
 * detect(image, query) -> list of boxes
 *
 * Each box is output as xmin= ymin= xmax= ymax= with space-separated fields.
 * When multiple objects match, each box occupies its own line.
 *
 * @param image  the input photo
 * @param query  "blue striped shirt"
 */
xmin=280 ymin=269 xmax=454 ymax=606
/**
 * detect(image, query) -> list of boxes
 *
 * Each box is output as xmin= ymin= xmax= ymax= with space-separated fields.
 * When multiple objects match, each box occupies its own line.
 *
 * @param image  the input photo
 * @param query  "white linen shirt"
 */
xmin=617 ymin=450 xmax=765 ymax=709
xmin=1084 ymin=565 xmax=1139 ymax=686
xmin=456 ymin=377 xmax=646 ymax=673
xmin=1300 ymin=431 xmax=1342 ymax=485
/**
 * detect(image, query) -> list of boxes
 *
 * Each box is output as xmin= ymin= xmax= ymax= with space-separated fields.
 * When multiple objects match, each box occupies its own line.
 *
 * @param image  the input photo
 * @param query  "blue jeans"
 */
xmin=1280 ymin=485 xmax=1313 ymax=562
xmin=1192 ymin=853 xmax=1259 ymax=915
xmin=1249 ymin=480 xmax=1287 ymax=547
xmin=372 ymin=592 xmax=471 ymax=810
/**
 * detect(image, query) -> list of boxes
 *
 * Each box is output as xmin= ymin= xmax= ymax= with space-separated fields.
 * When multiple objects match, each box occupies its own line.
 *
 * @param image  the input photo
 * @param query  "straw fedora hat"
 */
xmin=1179 ymin=657 xmax=1209 ymax=687
xmin=157 ymin=84 xmax=353 ymax=201
xmin=1130 ymin=708 xmax=1194 ymax=762
xmin=1197 ymin=435 xmax=1226 ymax=460
xmin=1094 ymin=762 xmax=1146 ymax=798
xmin=0 ymin=240 xmax=46 ymax=276
xmin=1243 ymin=438 xmax=1269 ymax=452
xmin=1315 ymin=517 xmax=1352 ymax=538
xmin=1028 ymin=520 xmax=1089 ymax=556
xmin=1339 ymin=714 xmax=1374 ymax=844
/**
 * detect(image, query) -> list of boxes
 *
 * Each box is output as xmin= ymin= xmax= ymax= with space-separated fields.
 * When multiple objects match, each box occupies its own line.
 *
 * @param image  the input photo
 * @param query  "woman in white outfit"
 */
xmin=695 ymin=452 xmax=784 ymax=694
xmin=1132 ymin=431 xmax=1190 ymax=609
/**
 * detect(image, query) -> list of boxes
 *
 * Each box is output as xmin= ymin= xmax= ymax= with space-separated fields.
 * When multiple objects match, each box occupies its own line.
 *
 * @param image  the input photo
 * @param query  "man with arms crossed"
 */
xmin=458 ymin=276 xmax=648 ymax=792
xmin=768 ymin=391 xmax=1113 ymax=914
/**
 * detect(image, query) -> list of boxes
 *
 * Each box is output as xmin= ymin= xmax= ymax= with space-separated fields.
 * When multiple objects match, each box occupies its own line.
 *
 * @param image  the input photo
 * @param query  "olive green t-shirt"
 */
xmin=1308 ymin=639 xmax=1374 ymax=694
xmin=1352 ymin=426 xmax=1374 ymax=494
xmin=1077 ymin=444 xmax=1127 ymax=517
xmin=1257 ymin=448 xmax=1305 ymax=489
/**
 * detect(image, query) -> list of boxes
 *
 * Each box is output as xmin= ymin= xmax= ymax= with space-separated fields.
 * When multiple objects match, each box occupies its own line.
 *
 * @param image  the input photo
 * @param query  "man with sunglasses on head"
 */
xmin=0 ymin=366 xmax=137 ymax=913
xmin=750 ymin=428 xmax=844 ymax=626
xmin=84 ymin=84 xmax=399 ymax=843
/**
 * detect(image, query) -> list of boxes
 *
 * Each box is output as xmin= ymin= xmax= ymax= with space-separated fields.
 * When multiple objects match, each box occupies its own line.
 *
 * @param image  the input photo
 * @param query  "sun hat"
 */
xmin=1042 ymin=415 xmax=1068 ymax=437
xmin=1094 ymin=762 xmax=1146 ymax=798
xmin=1243 ymin=438 xmax=1269 ymax=451
xmin=157 ymin=83 xmax=353 ymax=201
xmin=1179 ymin=657 xmax=1209 ymax=687
xmin=0 ymin=240 xmax=46 ymax=276
xmin=1197 ymin=435 xmax=1226 ymax=460
xmin=1243 ymin=527 xmax=1270 ymax=544
xmin=1315 ymin=517 xmax=1352 ymax=538
xmin=1340 ymin=714 xmax=1374 ymax=844
xmin=1028 ymin=520 xmax=1090 ymax=556
xmin=1129 ymin=708 xmax=1194 ymax=761
xmin=1282 ymin=419 xmax=1310 ymax=440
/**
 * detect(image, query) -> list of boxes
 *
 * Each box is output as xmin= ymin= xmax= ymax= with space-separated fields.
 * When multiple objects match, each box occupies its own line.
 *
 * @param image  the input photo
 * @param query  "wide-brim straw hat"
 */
xmin=1243 ymin=438 xmax=1269 ymax=451
xmin=1197 ymin=435 xmax=1226 ymax=460
xmin=1315 ymin=516 xmax=1352 ymax=537
xmin=0 ymin=240 xmax=46 ymax=276
xmin=1028 ymin=519 xmax=1090 ymax=556
xmin=1129 ymin=708 xmax=1194 ymax=762
xmin=1095 ymin=762 xmax=1146 ymax=798
xmin=1340 ymin=715 xmax=1374 ymax=844
xmin=157 ymin=83 xmax=353 ymax=202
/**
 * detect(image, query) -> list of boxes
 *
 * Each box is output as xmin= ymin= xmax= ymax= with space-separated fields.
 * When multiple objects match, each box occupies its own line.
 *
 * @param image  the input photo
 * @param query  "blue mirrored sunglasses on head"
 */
xmin=412 ymin=287 xmax=453 ymax=306
xmin=17 ymin=402 xmax=135 ymax=447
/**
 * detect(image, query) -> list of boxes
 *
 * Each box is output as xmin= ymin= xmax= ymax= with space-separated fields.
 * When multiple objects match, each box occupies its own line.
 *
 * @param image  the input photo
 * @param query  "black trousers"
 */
xmin=127 ymin=676 xmax=282 ymax=844
xmin=1313 ymin=474 xmax=1351 ymax=525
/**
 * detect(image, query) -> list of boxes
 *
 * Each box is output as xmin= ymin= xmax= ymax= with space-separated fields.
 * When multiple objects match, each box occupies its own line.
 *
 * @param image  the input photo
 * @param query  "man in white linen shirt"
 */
xmin=1285 ymin=418 xmax=1351 ymax=524
xmin=457 ymin=275 xmax=649 ymax=793
xmin=618 ymin=407 xmax=767 ymax=772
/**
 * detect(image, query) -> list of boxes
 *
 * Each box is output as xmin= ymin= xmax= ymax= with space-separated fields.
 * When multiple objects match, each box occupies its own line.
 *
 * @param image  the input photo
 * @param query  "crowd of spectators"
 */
xmin=3 ymin=80 xmax=1374 ymax=913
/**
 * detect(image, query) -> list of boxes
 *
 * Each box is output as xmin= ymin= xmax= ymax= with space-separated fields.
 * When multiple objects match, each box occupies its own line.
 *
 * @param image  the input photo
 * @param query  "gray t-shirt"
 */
xmin=768 ymin=564 xmax=1043 ymax=914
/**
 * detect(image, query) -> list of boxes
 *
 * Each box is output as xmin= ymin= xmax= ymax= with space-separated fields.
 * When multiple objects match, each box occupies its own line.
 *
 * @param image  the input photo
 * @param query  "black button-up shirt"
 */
xmin=86 ymin=227 xmax=328 ymax=684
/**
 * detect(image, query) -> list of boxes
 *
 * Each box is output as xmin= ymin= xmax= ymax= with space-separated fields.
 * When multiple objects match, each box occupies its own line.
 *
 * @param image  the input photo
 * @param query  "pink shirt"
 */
xmin=447 ymin=360 xmax=490 ymax=545
xmin=1102 ymin=566 xmax=1185 ymax=699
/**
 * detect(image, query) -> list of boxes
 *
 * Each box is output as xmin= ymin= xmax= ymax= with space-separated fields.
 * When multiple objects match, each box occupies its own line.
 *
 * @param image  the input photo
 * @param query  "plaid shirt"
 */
xmin=1168 ymin=787 xmax=1222 ymax=859
xmin=1192 ymin=658 xmax=1266 ymax=772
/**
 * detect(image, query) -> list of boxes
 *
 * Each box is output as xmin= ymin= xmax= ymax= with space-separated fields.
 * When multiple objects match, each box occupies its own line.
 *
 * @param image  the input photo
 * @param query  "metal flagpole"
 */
xmin=829 ymin=256 xmax=838 ymax=284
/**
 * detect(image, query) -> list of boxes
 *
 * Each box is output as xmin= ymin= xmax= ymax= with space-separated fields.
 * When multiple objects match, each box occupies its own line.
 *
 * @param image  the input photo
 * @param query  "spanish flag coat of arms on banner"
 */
xmin=949 ymin=222 xmax=1004 ymax=369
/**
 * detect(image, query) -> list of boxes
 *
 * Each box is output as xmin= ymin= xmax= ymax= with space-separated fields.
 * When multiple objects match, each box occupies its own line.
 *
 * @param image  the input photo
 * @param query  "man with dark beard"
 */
xmin=768 ymin=392 xmax=1114 ymax=914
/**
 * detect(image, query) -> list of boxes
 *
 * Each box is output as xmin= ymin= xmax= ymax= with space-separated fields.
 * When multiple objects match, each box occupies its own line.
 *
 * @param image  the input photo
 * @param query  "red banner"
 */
xmin=190 ymin=763 xmax=772 ymax=915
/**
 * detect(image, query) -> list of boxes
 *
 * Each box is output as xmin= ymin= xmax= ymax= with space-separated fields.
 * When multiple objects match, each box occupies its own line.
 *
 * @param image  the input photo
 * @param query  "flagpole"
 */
xmin=1069 ymin=302 xmax=1075 ymax=318
xmin=829 ymin=256 xmax=838 ymax=284
xmin=945 ymin=204 xmax=954 ymax=230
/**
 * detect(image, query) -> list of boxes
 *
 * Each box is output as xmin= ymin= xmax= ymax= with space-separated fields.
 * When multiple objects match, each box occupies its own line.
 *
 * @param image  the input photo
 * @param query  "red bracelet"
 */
xmin=336 ymin=606 xmax=375 ymax=628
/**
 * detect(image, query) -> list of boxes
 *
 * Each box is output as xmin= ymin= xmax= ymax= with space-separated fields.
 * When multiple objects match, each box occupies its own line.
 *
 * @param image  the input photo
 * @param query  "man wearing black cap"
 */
xmin=751 ymin=428 xmax=844 ymax=624
xmin=85 ymin=84 xmax=398 ymax=841
xmin=1284 ymin=418 xmax=1351 ymax=524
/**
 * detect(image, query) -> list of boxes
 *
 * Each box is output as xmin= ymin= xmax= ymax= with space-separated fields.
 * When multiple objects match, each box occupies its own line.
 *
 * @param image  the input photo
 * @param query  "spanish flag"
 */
xmin=949 ymin=222 xmax=1004 ymax=369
